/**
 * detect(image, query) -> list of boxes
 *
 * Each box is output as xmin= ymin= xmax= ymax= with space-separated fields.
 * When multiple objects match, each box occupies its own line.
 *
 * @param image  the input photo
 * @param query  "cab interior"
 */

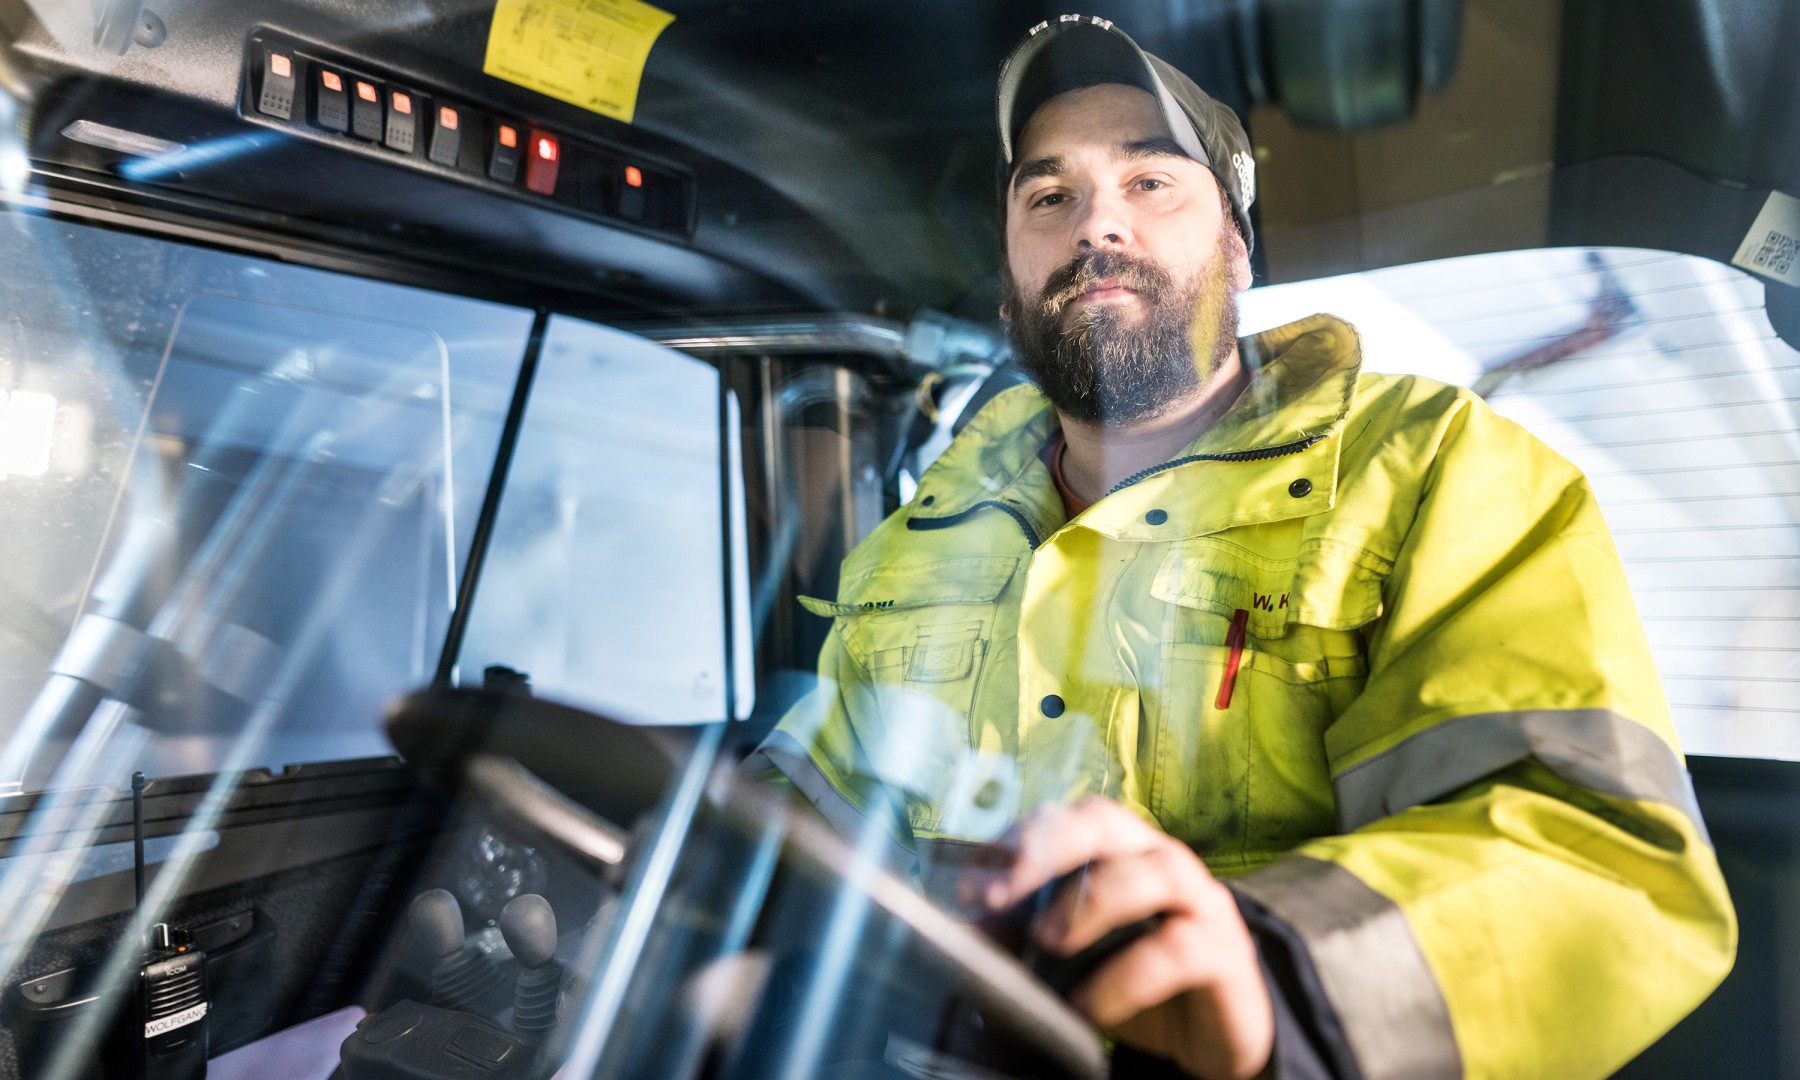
xmin=0 ymin=1 xmax=1797 ymax=1078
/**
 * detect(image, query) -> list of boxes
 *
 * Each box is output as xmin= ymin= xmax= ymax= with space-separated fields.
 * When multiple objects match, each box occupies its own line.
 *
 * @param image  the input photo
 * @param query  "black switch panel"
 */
xmin=257 ymin=50 xmax=295 ymax=119
xmin=241 ymin=29 xmax=697 ymax=239
xmin=311 ymin=67 xmax=349 ymax=133
xmin=428 ymin=103 xmax=462 ymax=168
xmin=349 ymin=78 xmax=383 ymax=141
xmin=384 ymin=88 xmax=420 ymax=154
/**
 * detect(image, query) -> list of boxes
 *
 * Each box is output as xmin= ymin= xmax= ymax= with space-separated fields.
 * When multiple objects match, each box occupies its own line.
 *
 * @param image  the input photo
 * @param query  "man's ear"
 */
xmin=1228 ymin=229 xmax=1253 ymax=292
xmin=997 ymin=302 xmax=1009 ymax=325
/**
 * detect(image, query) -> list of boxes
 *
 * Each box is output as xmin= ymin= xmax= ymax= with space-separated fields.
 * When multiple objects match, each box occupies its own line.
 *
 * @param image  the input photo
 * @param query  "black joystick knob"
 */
xmin=499 ymin=893 xmax=557 ymax=968
xmin=407 ymin=889 xmax=500 ymax=1012
xmin=407 ymin=888 xmax=464 ymax=964
xmin=499 ymin=894 xmax=562 ymax=1037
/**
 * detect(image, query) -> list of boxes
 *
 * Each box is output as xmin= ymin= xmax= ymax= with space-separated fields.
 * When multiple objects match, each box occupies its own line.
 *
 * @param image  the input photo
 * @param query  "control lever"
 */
xmin=498 ymin=894 xmax=561 ymax=1037
xmin=405 ymin=889 xmax=500 ymax=1013
xmin=982 ymin=866 xmax=1166 ymax=997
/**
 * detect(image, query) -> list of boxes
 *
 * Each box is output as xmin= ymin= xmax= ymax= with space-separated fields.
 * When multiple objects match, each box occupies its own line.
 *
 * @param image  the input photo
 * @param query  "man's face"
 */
xmin=1001 ymin=83 xmax=1248 ymax=425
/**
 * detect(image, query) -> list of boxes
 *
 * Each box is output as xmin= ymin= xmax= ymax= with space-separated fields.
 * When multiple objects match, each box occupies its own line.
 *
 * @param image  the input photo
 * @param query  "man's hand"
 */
xmin=960 ymin=796 xmax=1273 ymax=1080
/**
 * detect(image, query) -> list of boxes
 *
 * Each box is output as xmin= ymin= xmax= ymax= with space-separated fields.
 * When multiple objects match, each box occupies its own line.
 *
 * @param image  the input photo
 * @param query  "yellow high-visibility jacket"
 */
xmin=757 ymin=314 xmax=1735 ymax=1079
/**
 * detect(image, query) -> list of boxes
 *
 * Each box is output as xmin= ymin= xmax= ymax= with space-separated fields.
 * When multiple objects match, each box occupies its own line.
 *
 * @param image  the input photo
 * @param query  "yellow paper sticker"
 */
xmin=484 ymin=0 xmax=675 ymax=125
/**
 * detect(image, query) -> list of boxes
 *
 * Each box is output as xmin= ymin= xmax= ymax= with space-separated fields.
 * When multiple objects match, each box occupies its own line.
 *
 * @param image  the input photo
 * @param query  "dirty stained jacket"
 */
xmin=756 ymin=313 xmax=1736 ymax=1080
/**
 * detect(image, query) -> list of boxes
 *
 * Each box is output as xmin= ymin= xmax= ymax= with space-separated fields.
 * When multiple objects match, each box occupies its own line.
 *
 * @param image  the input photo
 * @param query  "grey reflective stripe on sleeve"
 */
xmin=1332 ymin=708 xmax=1707 ymax=841
xmin=742 ymin=729 xmax=919 ymax=876
xmin=1232 ymin=856 xmax=1462 ymax=1080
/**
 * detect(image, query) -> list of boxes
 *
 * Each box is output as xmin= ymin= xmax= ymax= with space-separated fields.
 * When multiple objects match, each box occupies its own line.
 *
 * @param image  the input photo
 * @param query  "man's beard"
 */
xmin=1002 ymin=238 xmax=1239 ymax=426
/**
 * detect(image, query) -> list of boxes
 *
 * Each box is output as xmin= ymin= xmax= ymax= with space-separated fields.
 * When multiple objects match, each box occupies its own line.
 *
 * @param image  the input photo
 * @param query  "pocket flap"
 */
xmin=1288 ymin=540 xmax=1387 ymax=630
xmin=1153 ymin=540 xmax=1298 ymax=638
xmin=799 ymin=556 xmax=1019 ymax=618
xmin=1152 ymin=538 xmax=1385 ymax=636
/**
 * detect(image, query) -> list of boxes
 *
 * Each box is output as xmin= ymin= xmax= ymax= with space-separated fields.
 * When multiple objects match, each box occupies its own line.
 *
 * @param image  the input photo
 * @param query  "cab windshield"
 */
xmin=0 ymin=2 xmax=1794 ymax=1079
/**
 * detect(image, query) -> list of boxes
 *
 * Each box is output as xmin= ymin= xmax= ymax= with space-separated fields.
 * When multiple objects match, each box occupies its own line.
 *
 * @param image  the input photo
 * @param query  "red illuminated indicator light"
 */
xmin=270 ymin=53 xmax=292 ymax=78
xmin=391 ymin=92 xmax=412 ymax=115
xmin=535 ymin=135 xmax=558 ymax=162
xmin=356 ymin=81 xmax=378 ymax=103
xmin=498 ymin=124 xmax=518 ymax=149
xmin=439 ymin=106 xmax=458 ymax=131
xmin=321 ymin=71 xmax=343 ymax=93
xmin=624 ymin=165 xmax=644 ymax=188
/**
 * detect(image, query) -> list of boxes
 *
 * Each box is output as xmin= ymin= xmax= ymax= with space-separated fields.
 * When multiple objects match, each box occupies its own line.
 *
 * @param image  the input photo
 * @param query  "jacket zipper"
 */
xmin=1216 ymin=608 xmax=1250 ymax=709
xmin=1103 ymin=433 xmax=1327 ymax=498
xmin=906 ymin=433 xmax=1324 ymax=549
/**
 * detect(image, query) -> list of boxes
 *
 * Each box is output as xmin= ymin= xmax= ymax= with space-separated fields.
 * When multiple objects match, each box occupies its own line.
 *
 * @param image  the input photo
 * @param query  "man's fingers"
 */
xmin=1069 ymin=914 xmax=1221 ymax=1026
xmin=979 ymin=796 xmax=1165 ymax=909
xmin=1075 ymin=913 xmax=1275 ymax=1080
xmin=1035 ymin=843 xmax=1217 ymax=953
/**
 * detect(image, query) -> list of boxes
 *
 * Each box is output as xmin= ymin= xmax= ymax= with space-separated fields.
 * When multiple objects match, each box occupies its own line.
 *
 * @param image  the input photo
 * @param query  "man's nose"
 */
xmin=1074 ymin=190 xmax=1132 ymax=251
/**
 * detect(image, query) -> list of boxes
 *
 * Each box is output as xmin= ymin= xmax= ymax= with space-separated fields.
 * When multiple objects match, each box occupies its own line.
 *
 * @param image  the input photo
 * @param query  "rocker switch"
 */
xmin=257 ymin=50 xmax=295 ymax=119
xmin=489 ymin=123 xmax=521 ymax=184
xmin=350 ymin=79 xmax=384 ymax=141
xmin=428 ymin=105 xmax=462 ymax=167
xmin=384 ymin=89 xmax=420 ymax=154
xmin=312 ymin=67 xmax=349 ymax=133
xmin=524 ymin=129 xmax=559 ymax=195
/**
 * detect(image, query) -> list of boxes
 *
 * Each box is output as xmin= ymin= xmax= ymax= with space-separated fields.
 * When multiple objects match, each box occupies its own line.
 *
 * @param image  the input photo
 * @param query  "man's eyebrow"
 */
xmin=1009 ymin=154 xmax=1064 ymax=195
xmin=1120 ymin=136 xmax=1193 ymax=161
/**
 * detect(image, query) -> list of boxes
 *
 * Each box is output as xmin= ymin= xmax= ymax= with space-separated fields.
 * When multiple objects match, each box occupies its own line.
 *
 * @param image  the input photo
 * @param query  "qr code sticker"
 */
xmin=1733 ymin=191 xmax=1800 ymax=286
xmin=1752 ymin=231 xmax=1797 ymax=278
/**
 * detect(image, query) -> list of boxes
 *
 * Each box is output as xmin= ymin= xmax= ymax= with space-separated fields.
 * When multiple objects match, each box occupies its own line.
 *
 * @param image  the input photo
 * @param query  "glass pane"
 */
xmin=1241 ymin=247 xmax=1800 ymax=759
xmin=455 ymin=314 xmax=754 ymax=723
xmin=0 ymin=211 xmax=533 ymax=791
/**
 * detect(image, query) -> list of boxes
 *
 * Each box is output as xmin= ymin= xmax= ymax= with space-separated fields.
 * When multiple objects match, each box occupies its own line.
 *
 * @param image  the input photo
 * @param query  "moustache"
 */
xmin=1036 ymin=251 xmax=1174 ymax=317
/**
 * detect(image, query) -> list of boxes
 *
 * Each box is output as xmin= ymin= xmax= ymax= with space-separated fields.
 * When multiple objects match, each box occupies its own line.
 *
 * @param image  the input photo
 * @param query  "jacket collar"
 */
xmin=1184 ymin=313 xmax=1364 ymax=459
xmin=908 ymin=314 xmax=1365 ymax=540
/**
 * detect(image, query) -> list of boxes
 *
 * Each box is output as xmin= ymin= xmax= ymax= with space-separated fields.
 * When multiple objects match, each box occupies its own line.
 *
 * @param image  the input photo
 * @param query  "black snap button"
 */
xmin=1144 ymin=508 xmax=1168 ymax=525
xmin=921 ymin=494 xmax=935 ymax=506
xmin=1040 ymin=694 xmax=1065 ymax=718
xmin=1288 ymin=478 xmax=1313 ymax=498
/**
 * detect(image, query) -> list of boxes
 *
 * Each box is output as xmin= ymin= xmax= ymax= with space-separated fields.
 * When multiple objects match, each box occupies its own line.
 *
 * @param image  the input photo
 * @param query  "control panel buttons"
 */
xmin=619 ymin=163 xmax=646 ymax=220
xmin=524 ymin=130 xmax=559 ymax=195
xmin=489 ymin=123 xmax=521 ymax=184
xmin=384 ymin=89 xmax=419 ymax=154
xmin=428 ymin=105 xmax=462 ymax=167
xmin=311 ymin=67 xmax=349 ymax=133
xmin=257 ymin=50 xmax=295 ymax=119
xmin=242 ymin=32 xmax=694 ymax=237
xmin=350 ymin=79 xmax=383 ymax=141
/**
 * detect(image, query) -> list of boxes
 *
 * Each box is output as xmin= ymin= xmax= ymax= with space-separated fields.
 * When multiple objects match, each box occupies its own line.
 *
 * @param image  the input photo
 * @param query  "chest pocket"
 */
xmin=1140 ymin=535 xmax=1385 ymax=869
xmin=800 ymin=557 xmax=1017 ymax=823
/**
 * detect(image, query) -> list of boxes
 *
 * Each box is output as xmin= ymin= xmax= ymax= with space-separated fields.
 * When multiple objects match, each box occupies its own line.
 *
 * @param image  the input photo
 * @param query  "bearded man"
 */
xmin=752 ymin=15 xmax=1734 ymax=1080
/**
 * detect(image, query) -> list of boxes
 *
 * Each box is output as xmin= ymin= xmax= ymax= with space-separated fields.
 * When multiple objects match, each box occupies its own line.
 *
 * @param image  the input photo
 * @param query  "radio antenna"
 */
xmin=131 ymin=771 xmax=147 ymax=908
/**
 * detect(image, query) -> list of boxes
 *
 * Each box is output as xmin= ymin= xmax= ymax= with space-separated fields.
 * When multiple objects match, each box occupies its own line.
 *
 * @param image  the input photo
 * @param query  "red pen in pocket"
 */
xmin=1216 ymin=608 xmax=1249 ymax=709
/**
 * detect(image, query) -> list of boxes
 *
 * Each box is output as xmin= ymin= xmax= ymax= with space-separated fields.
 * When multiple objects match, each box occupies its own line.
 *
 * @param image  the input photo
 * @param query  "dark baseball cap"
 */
xmin=996 ymin=14 xmax=1257 ymax=251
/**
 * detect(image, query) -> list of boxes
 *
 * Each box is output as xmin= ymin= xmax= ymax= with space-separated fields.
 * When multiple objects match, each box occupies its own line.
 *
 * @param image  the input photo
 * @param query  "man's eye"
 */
xmin=1031 ymin=192 xmax=1067 ymax=208
xmin=1137 ymin=178 xmax=1166 ymax=191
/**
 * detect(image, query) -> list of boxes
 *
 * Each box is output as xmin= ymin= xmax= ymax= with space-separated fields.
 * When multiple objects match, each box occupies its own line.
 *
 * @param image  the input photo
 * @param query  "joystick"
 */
xmin=982 ymin=866 xmax=1166 ymax=997
xmin=499 ymin=893 xmax=562 ymax=1037
xmin=405 ymin=889 xmax=501 ymax=1012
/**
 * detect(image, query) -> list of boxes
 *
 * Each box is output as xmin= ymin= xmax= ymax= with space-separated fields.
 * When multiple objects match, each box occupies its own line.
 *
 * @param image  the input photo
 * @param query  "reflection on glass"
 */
xmin=0 ymin=213 xmax=533 ymax=789
xmin=1242 ymin=247 xmax=1800 ymax=758
xmin=456 ymin=315 xmax=754 ymax=724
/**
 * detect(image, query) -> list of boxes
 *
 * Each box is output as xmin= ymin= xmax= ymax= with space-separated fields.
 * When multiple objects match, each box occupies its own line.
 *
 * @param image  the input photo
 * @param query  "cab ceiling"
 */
xmin=4 ymin=0 xmax=1796 ymax=323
